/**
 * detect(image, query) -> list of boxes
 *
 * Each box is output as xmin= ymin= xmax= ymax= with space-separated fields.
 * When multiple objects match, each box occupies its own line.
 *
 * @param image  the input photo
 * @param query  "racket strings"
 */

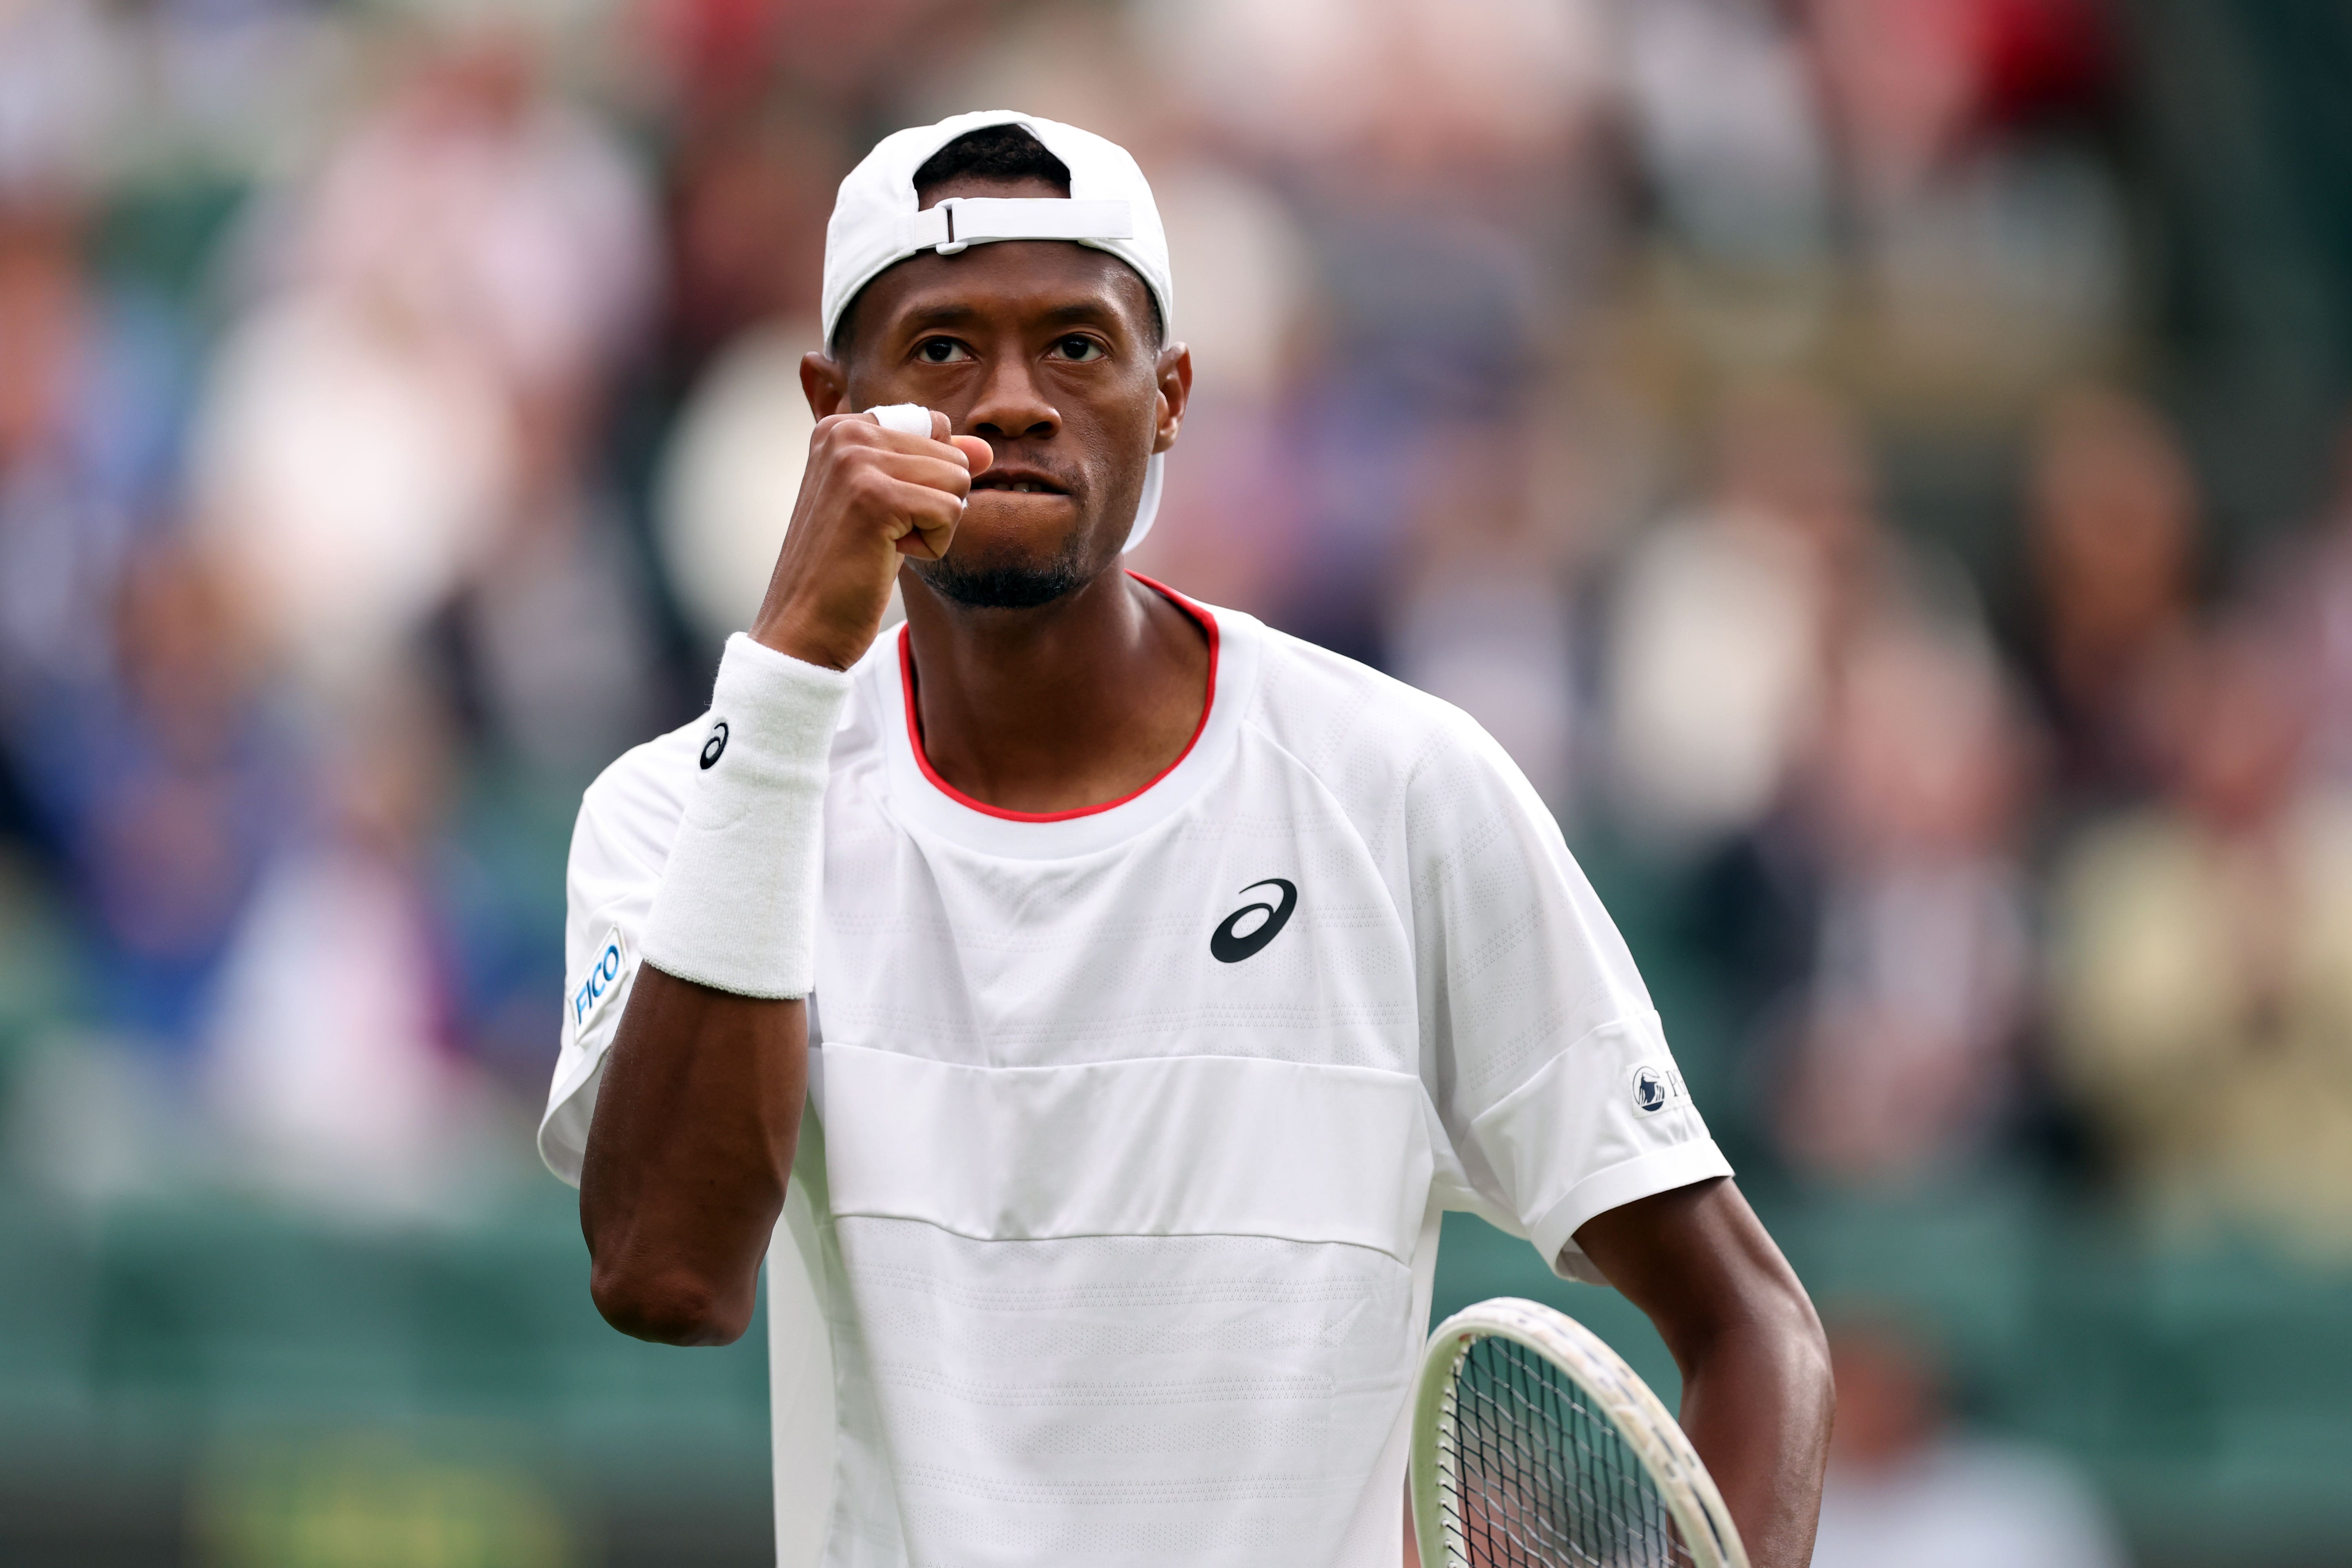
xmin=1439 ymin=1336 xmax=1696 ymax=1568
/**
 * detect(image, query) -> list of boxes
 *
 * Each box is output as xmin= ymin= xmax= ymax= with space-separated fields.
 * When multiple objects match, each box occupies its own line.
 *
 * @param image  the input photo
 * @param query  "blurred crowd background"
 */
xmin=2 ymin=0 xmax=2350 ymax=1563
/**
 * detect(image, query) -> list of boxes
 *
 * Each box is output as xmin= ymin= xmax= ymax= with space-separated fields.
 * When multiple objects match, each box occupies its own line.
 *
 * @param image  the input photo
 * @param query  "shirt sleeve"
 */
xmin=537 ymin=744 xmax=685 ymax=1187
xmin=1408 ymin=709 xmax=1731 ymax=1285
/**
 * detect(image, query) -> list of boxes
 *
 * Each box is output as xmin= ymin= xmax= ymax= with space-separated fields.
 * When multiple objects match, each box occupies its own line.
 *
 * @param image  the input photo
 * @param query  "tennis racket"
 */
xmin=1410 ymin=1298 xmax=1748 ymax=1568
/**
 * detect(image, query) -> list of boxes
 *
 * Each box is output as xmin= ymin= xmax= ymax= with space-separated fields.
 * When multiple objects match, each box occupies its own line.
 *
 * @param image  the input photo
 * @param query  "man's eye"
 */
xmin=1053 ymin=336 xmax=1105 ymax=361
xmin=917 ymin=339 xmax=972 ymax=363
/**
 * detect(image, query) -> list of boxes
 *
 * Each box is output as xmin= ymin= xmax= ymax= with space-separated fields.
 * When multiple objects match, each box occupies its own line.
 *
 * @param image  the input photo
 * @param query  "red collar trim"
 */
xmin=897 ymin=571 xmax=1220 ymax=824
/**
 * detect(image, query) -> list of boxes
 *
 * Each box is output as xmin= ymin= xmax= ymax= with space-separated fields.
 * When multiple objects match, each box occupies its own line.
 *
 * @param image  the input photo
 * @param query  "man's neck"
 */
xmin=900 ymin=569 xmax=1212 ymax=815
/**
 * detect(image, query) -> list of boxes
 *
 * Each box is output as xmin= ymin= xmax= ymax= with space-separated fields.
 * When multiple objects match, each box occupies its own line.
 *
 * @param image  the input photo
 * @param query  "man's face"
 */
xmin=824 ymin=178 xmax=1181 ymax=609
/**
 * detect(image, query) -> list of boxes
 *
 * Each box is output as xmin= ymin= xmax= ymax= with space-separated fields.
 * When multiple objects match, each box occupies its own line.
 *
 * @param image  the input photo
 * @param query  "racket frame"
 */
xmin=1410 ymin=1296 xmax=1749 ymax=1568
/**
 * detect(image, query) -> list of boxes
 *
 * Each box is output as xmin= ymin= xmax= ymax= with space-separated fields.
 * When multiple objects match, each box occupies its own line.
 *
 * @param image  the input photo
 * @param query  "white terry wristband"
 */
xmin=643 ymin=633 xmax=851 ymax=999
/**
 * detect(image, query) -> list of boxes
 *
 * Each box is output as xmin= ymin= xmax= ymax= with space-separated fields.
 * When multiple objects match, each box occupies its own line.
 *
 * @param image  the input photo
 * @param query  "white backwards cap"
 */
xmin=822 ymin=110 xmax=1174 ymax=550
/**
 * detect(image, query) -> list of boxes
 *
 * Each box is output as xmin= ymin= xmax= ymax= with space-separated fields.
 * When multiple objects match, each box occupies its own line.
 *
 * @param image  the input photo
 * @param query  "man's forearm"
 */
xmin=1676 ymin=1307 xmax=1835 ymax=1568
xmin=578 ymin=965 xmax=807 ymax=1346
xmin=1573 ymin=1178 xmax=1832 ymax=1568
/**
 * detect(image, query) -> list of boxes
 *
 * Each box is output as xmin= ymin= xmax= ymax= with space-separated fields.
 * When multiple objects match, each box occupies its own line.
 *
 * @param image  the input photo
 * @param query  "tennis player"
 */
xmin=541 ymin=111 xmax=1832 ymax=1568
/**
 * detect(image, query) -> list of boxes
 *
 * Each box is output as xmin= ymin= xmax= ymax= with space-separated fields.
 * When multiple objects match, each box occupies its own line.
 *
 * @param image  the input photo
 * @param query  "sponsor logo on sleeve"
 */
xmin=1628 ymin=1063 xmax=1689 ymax=1116
xmin=700 ymin=720 xmax=730 ymax=770
xmin=570 ymin=925 xmax=632 ymax=1038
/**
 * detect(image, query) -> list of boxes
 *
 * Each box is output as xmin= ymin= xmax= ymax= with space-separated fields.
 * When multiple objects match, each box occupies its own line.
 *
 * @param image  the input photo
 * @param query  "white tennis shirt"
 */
xmin=540 ymin=579 xmax=1730 ymax=1568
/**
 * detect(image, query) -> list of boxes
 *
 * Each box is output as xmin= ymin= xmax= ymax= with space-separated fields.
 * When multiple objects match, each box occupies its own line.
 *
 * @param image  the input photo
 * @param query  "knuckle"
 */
xmin=817 ymin=416 xmax=874 ymax=451
xmin=857 ymin=472 xmax=913 ymax=522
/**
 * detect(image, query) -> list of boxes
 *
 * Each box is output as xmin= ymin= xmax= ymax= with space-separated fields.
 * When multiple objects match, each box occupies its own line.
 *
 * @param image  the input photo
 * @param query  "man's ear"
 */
xmin=1152 ymin=342 xmax=1193 ymax=455
xmin=802 ymin=352 xmax=849 ymax=421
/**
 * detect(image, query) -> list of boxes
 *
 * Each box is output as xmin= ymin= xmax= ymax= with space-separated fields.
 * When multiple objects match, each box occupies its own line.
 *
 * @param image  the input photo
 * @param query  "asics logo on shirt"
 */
xmin=700 ymin=720 xmax=729 ymax=769
xmin=1211 ymin=878 xmax=1297 ymax=963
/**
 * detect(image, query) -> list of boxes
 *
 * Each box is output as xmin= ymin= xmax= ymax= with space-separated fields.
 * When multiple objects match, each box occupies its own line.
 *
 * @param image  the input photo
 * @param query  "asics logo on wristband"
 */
xmin=701 ymin=721 xmax=729 ymax=769
xmin=1211 ymin=878 xmax=1297 ymax=964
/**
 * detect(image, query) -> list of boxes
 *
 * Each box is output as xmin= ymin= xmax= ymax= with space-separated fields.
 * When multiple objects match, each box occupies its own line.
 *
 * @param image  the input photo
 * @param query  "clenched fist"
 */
xmin=751 ymin=408 xmax=995 ymax=671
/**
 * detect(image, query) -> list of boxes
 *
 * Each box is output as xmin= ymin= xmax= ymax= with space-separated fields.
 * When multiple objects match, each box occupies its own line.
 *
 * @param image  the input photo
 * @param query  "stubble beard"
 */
xmin=907 ymin=521 xmax=1105 ymax=610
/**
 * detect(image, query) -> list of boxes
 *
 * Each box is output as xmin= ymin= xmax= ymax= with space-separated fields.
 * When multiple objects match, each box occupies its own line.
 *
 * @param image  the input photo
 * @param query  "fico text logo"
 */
xmin=573 ymin=936 xmax=625 ymax=1028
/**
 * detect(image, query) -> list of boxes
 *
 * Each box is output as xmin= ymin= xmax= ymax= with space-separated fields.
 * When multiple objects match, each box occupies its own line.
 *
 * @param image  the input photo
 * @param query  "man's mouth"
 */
xmin=970 ymin=468 xmax=1070 ymax=497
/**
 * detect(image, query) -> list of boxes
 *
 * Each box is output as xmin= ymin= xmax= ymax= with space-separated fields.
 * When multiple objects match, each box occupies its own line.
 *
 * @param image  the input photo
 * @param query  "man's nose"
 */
xmin=968 ymin=353 xmax=1058 ymax=442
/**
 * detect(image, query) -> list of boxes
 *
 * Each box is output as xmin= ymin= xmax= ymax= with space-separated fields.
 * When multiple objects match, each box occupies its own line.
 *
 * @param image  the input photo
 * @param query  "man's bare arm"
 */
xmin=579 ymin=970 xmax=806 ymax=1346
xmin=575 ymin=407 xmax=983 ymax=1347
xmin=1573 ymin=1178 xmax=1833 ymax=1568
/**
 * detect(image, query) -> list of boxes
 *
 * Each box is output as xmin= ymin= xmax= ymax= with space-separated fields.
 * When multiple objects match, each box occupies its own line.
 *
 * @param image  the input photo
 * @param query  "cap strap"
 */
xmin=900 ymin=197 xmax=1134 ymax=256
